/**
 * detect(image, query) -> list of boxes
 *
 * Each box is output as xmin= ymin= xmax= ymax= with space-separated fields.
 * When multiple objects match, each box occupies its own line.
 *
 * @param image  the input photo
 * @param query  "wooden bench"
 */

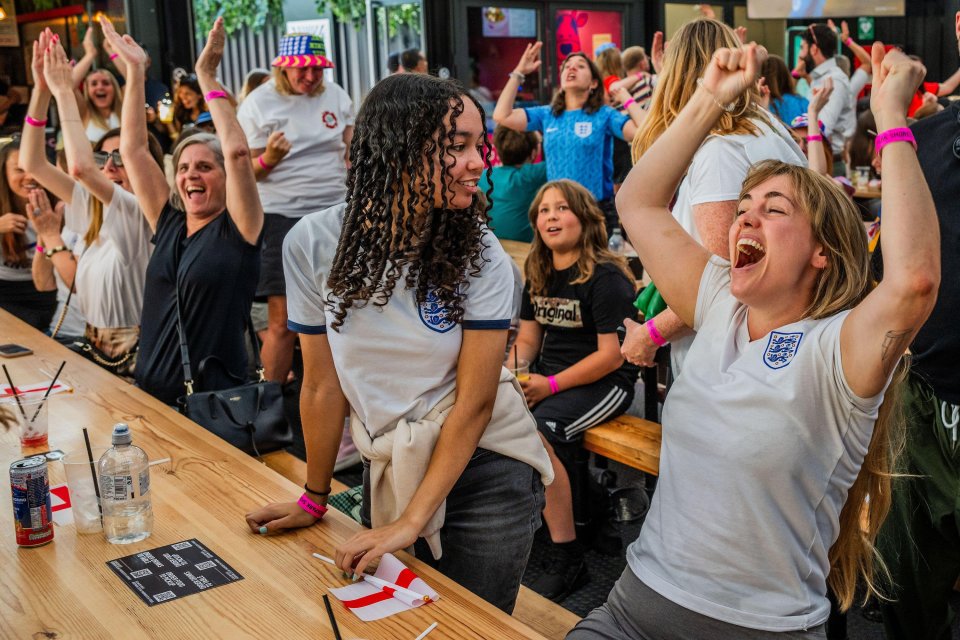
xmin=514 ymin=586 xmax=581 ymax=640
xmin=583 ymin=414 xmax=662 ymax=476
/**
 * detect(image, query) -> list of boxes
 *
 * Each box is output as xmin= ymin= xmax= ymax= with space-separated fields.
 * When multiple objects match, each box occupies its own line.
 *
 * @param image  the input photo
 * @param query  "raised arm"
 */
xmin=833 ymin=20 xmax=872 ymax=72
xmin=100 ymin=16 xmax=169 ymax=230
xmin=650 ymin=32 xmax=665 ymax=75
xmin=20 ymin=30 xmax=75 ymax=204
xmin=493 ymin=42 xmax=540 ymax=131
xmin=840 ymin=45 xmax=939 ymax=398
xmin=617 ymin=46 xmax=764 ymax=326
xmin=44 ymin=40 xmax=118 ymax=205
xmin=26 ymin=192 xmax=76 ymax=289
xmin=195 ymin=18 xmax=262 ymax=244
xmin=611 ymin=86 xmax=646 ymax=140
xmin=69 ymin=25 xmax=97 ymax=122
xmin=937 ymin=65 xmax=960 ymax=96
xmin=806 ymin=77 xmax=834 ymax=176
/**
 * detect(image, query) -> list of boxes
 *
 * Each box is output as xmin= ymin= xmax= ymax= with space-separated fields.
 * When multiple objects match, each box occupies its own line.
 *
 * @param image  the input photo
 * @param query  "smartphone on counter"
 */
xmin=0 ymin=344 xmax=33 ymax=358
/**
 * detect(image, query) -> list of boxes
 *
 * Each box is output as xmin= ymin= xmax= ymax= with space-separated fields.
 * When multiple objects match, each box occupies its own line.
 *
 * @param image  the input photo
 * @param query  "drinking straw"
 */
xmin=514 ymin=348 xmax=518 ymax=373
xmin=29 ymin=360 xmax=65 ymax=423
xmin=2 ymin=364 xmax=27 ymax=420
xmin=414 ymin=622 xmax=439 ymax=640
xmin=82 ymin=427 xmax=103 ymax=520
xmin=312 ymin=553 xmax=433 ymax=603
xmin=322 ymin=594 xmax=343 ymax=640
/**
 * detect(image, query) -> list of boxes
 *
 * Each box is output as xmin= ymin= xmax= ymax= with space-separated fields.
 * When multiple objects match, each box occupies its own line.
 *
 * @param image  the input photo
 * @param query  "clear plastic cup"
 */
xmin=507 ymin=358 xmax=530 ymax=382
xmin=3 ymin=395 xmax=49 ymax=448
xmin=61 ymin=448 xmax=109 ymax=534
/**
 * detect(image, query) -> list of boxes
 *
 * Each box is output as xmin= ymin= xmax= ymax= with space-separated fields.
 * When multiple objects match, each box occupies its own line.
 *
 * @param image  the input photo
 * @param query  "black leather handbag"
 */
xmin=171 ymin=232 xmax=292 ymax=457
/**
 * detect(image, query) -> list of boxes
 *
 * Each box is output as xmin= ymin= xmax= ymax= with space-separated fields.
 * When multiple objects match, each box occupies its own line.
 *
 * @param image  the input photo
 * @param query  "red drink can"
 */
xmin=10 ymin=456 xmax=54 ymax=547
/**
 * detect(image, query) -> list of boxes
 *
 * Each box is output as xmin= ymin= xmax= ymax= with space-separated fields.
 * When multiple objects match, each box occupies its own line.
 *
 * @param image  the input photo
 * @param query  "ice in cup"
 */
xmin=2 ymin=395 xmax=49 ymax=448
xmin=61 ymin=448 xmax=108 ymax=534
xmin=508 ymin=358 xmax=531 ymax=383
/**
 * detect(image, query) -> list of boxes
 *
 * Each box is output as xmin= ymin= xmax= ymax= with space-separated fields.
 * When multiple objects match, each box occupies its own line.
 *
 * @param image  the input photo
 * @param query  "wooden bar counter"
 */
xmin=0 ymin=309 xmax=548 ymax=640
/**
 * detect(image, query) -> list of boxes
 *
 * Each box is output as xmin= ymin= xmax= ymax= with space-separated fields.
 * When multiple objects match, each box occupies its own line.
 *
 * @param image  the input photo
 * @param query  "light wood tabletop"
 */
xmin=0 ymin=309 xmax=548 ymax=640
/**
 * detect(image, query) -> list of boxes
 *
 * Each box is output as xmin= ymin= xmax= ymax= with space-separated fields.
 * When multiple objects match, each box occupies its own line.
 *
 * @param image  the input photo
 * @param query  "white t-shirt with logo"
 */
xmin=238 ymin=80 xmax=355 ymax=217
xmin=65 ymin=182 xmax=152 ymax=329
xmin=669 ymin=114 xmax=807 ymax=375
xmin=627 ymin=256 xmax=886 ymax=632
xmin=284 ymin=203 xmax=515 ymax=437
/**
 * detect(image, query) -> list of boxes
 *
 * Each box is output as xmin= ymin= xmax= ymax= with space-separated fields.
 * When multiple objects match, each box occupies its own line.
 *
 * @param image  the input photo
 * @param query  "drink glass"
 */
xmin=61 ymin=448 xmax=109 ymax=534
xmin=3 ymin=395 xmax=49 ymax=448
xmin=508 ymin=358 xmax=531 ymax=382
xmin=855 ymin=166 xmax=871 ymax=189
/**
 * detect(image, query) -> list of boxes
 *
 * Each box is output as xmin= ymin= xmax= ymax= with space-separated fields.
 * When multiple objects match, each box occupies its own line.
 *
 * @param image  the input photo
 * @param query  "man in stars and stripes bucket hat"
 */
xmin=272 ymin=33 xmax=335 ymax=69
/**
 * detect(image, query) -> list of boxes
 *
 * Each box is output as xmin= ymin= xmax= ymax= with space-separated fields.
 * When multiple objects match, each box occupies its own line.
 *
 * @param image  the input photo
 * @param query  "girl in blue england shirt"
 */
xmin=494 ymin=43 xmax=645 ymax=228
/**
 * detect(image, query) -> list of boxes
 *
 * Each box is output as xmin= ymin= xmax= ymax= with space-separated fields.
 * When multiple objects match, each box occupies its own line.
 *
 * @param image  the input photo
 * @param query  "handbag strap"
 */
xmin=50 ymin=242 xmax=89 ymax=340
xmin=171 ymin=221 xmax=266 ymax=397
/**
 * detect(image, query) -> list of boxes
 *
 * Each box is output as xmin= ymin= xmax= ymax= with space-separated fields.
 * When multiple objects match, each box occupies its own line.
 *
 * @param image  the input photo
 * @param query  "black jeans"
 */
xmin=362 ymin=448 xmax=544 ymax=614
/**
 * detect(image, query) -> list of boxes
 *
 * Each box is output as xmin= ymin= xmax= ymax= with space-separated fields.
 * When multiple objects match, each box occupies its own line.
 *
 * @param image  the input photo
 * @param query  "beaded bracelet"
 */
xmin=25 ymin=116 xmax=47 ymax=127
xmin=695 ymin=78 xmax=736 ymax=113
xmin=204 ymin=90 xmax=229 ymax=102
xmin=874 ymin=127 xmax=917 ymax=156
xmin=297 ymin=493 xmax=328 ymax=520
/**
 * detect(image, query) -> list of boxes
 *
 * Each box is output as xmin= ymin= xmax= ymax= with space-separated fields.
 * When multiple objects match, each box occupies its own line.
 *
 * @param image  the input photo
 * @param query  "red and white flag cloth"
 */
xmin=329 ymin=553 xmax=439 ymax=622
xmin=1 ymin=379 xmax=72 ymax=400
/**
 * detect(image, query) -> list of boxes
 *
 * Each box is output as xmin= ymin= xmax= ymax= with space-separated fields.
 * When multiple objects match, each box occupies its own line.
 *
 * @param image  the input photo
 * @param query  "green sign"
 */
xmin=857 ymin=16 xmax=875 ymax=41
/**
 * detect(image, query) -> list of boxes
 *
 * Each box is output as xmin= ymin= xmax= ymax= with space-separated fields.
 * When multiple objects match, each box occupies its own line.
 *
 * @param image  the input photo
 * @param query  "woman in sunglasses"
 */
xmin=19 ymin=28 xmax=163 ymax=375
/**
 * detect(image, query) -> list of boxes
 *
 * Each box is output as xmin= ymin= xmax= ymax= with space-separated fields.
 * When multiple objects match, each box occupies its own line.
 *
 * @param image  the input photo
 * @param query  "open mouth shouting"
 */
xmin=185 ymin=185 xmax=207 ymax=202
xmin=734 ymin=237 xmax=766 ymax=270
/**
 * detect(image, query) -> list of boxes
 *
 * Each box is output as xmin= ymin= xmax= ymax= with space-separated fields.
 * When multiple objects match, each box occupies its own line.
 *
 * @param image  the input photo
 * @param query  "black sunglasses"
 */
xmin=93 ymin=150 xmax=123 ymax=168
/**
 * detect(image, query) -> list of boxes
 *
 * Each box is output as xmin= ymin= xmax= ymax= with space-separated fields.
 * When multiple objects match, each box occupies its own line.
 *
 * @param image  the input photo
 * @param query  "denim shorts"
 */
xmin=362 ymin=448 xmax=545 ymax=613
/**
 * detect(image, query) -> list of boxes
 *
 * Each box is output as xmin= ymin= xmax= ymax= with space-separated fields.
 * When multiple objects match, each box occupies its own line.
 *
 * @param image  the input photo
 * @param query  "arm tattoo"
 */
xmin=881 ymin=329 xmax=913 ymax=364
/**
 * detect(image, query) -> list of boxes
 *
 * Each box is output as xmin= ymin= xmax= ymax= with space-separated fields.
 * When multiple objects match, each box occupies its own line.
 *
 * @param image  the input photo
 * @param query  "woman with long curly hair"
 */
xmin=245 ymin=72 xmax=553 ymax=613
xmin=512 ymin=179 xmax=637 ymax=602
xmin=494 ymin=43 xmax=645 ymax=232
xmin=569 ymin=43 xmax=935 ymax=639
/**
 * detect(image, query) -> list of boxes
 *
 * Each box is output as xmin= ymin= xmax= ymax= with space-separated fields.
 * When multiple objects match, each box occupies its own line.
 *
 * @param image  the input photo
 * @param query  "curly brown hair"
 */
xmin=325 ymin=73 xmax=492 ymax=330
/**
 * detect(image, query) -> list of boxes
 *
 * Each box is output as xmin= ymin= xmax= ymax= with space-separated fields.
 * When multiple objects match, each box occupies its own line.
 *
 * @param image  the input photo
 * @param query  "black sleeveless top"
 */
xmin=136 ymin=205 xmax=261 ymax=404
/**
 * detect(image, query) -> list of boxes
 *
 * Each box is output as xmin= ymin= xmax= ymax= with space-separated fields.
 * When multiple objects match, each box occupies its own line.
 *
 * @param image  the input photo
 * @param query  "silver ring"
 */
xmin=33 ymin=208 xmax=41 ymax=216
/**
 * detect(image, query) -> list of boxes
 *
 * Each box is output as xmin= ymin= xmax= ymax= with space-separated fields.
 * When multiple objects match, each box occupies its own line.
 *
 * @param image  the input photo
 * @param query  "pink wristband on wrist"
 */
xmin=791 ymin=70 xmax=801 ymax=79
xmin=548 ymin=375 xmax=560 ymax=395
xmin=204 ymin=90 xmax=229 ymax=102
xmin=25 ymin=116 xmax=47 ymax=127
xmin=297 ymin=493 xmax=328 ymax=520
xmin=806 ymin=133 xmax=824 ymax=142
xmin=645 ymin=319 xmax=668 ymax=347
xmin=623 ymin=98 xmax=636 ymax=109
xmin=257 ymin=155 xmax=274 ymax=170
xmin=109 ymin=53 xmax=119 ymax=60
xmin=845 ymin=37 xmax=854 ymax=47
xmin=874 ymin=127 xmax=917 ymax=156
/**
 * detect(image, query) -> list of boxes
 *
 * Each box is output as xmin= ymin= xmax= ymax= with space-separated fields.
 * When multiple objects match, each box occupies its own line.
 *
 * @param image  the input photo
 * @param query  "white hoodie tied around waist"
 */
xmin=349 ymin=367 xmax=555 ymax=559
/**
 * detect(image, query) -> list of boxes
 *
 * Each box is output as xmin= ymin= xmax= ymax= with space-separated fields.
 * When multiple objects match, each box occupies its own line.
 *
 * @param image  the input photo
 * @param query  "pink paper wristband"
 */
xmin=645 ymin=319 xmax=668 ymax=347
xmin=623 ymin=98 xmax=636 ymax=109
xmin=257 ymin=155 xmax=274 ymax=170
xmin=297 ymin=493 xmax=328 ymax=520
xmin=204 ymin=90 xmax=229 ymax=102
xmin=548 ymin=375 xmax=560 ymax=395
xmin=109 ymin=53 xmax=119 ymax=60
xmin=874 ymin=127 xmax=917 ymax=156
xmin=25 ymin=116 xmax=47 ymax=127
xmin=845 ymin=37 xmax=854 ymax=47
xmin=807 ymin=133 xmax=824 ymax=142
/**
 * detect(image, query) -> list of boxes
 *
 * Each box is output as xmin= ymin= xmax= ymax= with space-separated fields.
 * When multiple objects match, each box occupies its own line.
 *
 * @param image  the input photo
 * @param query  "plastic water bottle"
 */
xmin=608 ymin=228 xmax=624 ymax=255
xmin=98 ymin=423 xmax=153 ymax=544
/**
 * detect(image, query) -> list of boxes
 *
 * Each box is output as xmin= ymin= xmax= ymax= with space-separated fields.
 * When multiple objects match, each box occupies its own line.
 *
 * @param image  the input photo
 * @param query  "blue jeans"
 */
xmin=362 ymin=448 xmax=544 ymax=613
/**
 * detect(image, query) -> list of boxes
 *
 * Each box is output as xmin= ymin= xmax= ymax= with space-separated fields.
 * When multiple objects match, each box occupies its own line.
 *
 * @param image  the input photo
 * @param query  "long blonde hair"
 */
xmin=740 ymin=160 xmax=905 ymax=610
xmin=83 ymin=69 xmax=123 ymax=132
xmin=524 ymin=180 xmax=632 ymax=296
xmin=632 ymin=19 xmax=765 ymax=162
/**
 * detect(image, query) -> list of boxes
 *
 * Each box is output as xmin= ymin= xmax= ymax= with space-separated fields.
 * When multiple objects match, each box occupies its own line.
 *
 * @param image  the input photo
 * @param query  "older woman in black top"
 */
xmin=101 ymin=16 xmax=262 ymax=404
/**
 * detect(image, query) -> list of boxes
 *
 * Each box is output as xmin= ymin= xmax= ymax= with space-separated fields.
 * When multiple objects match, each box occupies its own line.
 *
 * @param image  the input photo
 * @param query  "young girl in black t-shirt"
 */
xmin=510 ymin=179 xmax=638 ymax=601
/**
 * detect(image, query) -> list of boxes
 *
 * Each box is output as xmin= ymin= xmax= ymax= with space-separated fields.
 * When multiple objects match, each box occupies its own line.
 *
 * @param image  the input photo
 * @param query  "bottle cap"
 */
xmin=111 ymin=423 xmax=132 ymax=445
